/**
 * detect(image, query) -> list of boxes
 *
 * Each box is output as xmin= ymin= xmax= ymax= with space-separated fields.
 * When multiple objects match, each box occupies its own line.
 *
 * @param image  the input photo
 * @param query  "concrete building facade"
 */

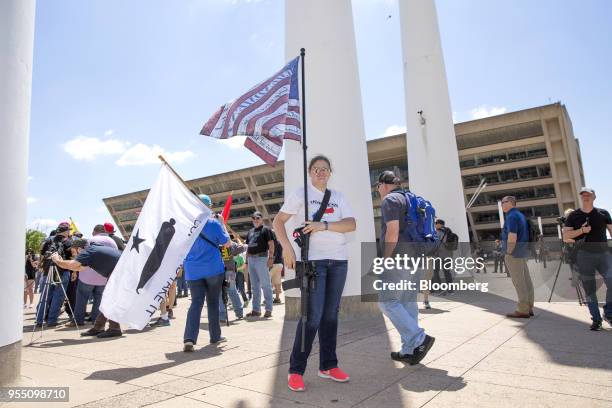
xmin=104 ymin=103 xmax=584 ymax=242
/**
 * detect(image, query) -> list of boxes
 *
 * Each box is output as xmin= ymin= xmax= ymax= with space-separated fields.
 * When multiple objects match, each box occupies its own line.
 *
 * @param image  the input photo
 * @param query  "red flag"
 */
xmin=221 ymin=194 xmax=233 ymax=223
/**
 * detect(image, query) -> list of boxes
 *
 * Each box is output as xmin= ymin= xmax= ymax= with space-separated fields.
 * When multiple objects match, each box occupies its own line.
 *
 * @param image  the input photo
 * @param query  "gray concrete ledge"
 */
xmin=285 ymin=295 xmax=381 ymax=320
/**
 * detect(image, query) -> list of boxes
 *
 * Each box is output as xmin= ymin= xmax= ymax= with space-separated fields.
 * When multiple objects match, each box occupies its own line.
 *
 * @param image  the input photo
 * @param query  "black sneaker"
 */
xmin=273 ymin=298 xmax=282 ymax=304
xmin=81 ymin=328 xmax=103 ymax=337
xmin=390 ymin=351 xmax=412 ymax=362
xmin=97 ymin=329 xmax=122 ymax=338
xmin=590 ymin=320 xmax=603 ymax=331
xmin=409 ymin=335 xmax=435 ymax=365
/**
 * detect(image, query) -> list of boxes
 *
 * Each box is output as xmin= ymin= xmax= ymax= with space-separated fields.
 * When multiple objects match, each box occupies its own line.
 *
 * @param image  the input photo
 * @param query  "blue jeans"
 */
xmin=576 ymin=250 xmax=612 ymax=322
xmin=74 ymin=282 xmax=105 ymax=324
xmin=184 ymin=273 xmax=224 ymax=344
xmin=248 ymin=256 xmax=273 ymax=313
xmin=219 ymin=278 xmax=243 ymax=320
xmin=176 ymin=275 xmax=188 ymax=296
xmin=36 ymin=270 xmax=70 ymax=325
xmin=289 ymin=259 xmax=347 ymax=375
xmin=378 ymin=269 xmax=425 ymax=355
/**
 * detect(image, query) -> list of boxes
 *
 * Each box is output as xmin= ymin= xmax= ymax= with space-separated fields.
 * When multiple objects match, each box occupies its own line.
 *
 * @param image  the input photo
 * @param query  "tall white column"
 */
xmin=284 ymin=0 xmax=377 ymax=316
xmin=399 ymin=0 xmax=469 ymax=241
xmin=0 ymin=0 xmax=36 ymax=386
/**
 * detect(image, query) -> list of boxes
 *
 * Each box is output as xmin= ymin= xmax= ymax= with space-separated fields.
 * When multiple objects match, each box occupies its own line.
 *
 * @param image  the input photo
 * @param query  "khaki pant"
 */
xmin=505 ymin=255 xmax=534 ymax=314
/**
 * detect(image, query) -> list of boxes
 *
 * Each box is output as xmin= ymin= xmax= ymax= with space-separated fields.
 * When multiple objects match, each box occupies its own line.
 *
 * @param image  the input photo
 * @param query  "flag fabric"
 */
xmin=221 ymin=194 xmax=232 ymax=223
xmin=200 ymin=56 xmax=302 ymax=166
xmin=99 ymin=165 xmax=210 ymax=330
xmin=69 ymin=218 xmax=79 ymax=235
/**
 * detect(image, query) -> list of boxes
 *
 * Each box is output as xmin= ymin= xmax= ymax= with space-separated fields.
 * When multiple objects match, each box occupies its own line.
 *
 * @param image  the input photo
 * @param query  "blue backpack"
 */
xmin=396 ymin=190 xmax=439 ymax=244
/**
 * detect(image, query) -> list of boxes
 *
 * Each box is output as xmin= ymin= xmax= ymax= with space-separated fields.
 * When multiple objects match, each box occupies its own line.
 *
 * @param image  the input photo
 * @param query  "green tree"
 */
xmin=25 ymin=229 xmax=46 ymax=254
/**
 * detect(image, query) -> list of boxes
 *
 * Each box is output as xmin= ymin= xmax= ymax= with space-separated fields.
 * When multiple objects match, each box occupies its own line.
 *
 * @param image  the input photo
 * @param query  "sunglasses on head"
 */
xmin=252 ymin=216 xmax=262 ymax=220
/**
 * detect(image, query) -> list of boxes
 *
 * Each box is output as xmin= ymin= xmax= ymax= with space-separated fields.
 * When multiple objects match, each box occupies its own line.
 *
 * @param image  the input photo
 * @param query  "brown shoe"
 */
xmin=246 ymin=311 xmax=261 ymax=317
xmin=506 ymin=311 xmax=531 ymax=318
xmin=263 ymin=311 xmax=272 ymax=318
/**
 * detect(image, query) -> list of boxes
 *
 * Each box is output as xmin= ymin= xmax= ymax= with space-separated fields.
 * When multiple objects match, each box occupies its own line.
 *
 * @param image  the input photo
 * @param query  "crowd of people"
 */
xmin=24 ymin=156 xmax=611 ymax=394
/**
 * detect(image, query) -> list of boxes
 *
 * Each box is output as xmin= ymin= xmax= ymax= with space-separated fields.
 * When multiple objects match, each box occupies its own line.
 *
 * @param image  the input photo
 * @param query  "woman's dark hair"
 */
xmin=308 ymin=155 xmax=332 ymax=172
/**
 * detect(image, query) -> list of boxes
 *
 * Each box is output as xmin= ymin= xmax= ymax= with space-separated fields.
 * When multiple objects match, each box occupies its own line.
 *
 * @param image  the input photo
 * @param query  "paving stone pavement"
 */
xmin=6 ymin=284 xmax=612 ymax=408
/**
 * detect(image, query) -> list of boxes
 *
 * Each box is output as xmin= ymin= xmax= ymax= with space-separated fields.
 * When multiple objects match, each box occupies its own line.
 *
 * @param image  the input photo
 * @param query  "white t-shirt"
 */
xmin=279 ymin=183 xmax=354 ymax=260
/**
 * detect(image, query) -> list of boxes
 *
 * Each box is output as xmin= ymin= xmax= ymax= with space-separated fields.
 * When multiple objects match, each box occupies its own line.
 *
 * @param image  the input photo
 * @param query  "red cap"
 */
xmin=103 ymin=223 xmax=115 ymax=233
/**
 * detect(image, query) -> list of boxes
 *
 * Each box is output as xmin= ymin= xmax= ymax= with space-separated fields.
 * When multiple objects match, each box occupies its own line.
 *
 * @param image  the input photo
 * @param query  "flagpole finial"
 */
xmin=300 ymin=48 xmax=305 ymax=56
xmin=158 ymin=155 xmax=168 ymax=165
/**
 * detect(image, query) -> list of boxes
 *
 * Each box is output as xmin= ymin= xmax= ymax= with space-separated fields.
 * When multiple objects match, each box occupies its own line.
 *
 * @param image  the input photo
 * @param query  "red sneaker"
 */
xmin=318 ymin=367 xmax=350 ymax=382
xmin=288 ymin=373 xmax=305 ymax=392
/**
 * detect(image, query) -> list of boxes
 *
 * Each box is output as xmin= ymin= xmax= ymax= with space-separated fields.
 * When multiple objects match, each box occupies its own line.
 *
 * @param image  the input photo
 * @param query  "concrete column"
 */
xmin=0 ymin=0 xmax=36 ymax=386
xmin=284 ymin=0 xmax=378 ymax=318
xmin=399 ymin=0 xmax=469 ymax=241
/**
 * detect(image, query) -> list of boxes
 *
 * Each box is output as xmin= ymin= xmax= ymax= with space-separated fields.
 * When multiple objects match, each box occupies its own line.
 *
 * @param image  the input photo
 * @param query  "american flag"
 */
xmin=200 ymin=57 xmax=302 ymax=166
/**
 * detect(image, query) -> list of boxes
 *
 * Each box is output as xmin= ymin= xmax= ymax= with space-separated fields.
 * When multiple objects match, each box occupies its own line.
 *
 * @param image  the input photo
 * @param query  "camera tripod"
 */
xmin=29 ymin=263 xmax=80 ymax=344
xmin=547 ymin=247 xmax=586 ymax=305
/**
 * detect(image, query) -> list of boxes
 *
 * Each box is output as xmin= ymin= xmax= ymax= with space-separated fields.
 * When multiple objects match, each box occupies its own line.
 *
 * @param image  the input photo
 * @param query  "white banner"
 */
xmin=100 ymin=165 xmax=209 ymax=329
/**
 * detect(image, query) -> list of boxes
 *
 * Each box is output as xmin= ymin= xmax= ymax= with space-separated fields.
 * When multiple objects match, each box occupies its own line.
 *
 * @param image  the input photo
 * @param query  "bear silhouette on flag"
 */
xmin=136 ymin=218 xmax=176 ymax=293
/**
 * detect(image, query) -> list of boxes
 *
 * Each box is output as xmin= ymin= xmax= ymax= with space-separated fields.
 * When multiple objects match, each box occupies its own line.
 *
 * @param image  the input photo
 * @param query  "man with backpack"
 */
xmin=501 ymin=196 xmax=534 ymax=318
xmin=375 ymin=171 xmax=435 ymax=365
xmin=433 ymin=219 xmax=457 ymax=293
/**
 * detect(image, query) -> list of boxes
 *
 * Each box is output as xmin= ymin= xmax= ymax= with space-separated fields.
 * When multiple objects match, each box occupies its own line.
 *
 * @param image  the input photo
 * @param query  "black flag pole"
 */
xmin=300 ymin=48 xmax=308 ymax=228
xmin=299 ymin=48 xmax=311 ymax=353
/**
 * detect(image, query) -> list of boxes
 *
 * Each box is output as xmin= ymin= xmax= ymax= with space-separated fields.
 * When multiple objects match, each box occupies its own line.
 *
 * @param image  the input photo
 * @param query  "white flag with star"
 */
xmin=99 ymin=165 xmax=210 ymax=330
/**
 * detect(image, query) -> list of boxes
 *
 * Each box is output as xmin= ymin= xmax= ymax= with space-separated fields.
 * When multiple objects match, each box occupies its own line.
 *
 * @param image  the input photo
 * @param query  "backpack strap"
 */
xmin=312 ymin=189 xmax=331 ymax=222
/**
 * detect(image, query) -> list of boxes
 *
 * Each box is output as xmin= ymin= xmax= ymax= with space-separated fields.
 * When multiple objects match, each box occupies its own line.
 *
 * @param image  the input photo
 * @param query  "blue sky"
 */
xmin=27 ymin=0 xmax=612 ymax=236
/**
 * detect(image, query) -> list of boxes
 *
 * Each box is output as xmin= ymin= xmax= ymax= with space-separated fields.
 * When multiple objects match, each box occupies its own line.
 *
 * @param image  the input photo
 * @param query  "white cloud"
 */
xmin=28 ymin=218 xmax=58 ymax=233
xmin=97 ymin=205 xmax=108 ymax=214
xmin=218 ymin=136 xmax=247 ymax=149
xmin=380 ymin=125 xmax=406 ymax=137
xmin=27 ymin=197 xmax=37 ymax=205
xmin=27 ymin=176 xmax=33 ymax=182
xmin=452 ymin=111 xmax=458 ymax=123
xmin=62 ymin=135 xmax=129 ymax=161
xmin=116 ymin=144 xmax=195 ymax=166
xmin=470 ymin=105 xmax=507 ymax=120
xmin=104 ymin=129 xmax=115 ymax=137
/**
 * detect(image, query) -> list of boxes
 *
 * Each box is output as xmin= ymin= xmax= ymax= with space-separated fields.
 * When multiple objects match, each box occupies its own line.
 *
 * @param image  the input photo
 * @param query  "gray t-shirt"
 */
xmin=380 ymin=189 xmax=408 ymax=244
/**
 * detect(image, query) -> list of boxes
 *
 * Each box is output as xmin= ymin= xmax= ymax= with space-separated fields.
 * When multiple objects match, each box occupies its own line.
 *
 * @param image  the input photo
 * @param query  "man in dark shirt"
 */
xmin=35 ymin=222 xmax=73 ymax=327
xmin=52 ymin=239 xmax=123 ymax=338
xmin=501 ymin=196 xmax=534 ymax=318
xmin=104 ymin=222 xmax=126 ymax=251
xmin=245 ymin=211 xmax=275 ymax=317
xmin=563 ymin=187 xmax=612 ymax=330
xmin=376 ymin=171 xmax=435 ymax=365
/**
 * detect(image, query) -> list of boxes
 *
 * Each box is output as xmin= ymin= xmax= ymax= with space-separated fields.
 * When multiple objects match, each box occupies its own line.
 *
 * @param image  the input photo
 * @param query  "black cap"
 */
xmin=56 ymin=225 xmax=70 ymax=233
xmin=377 ymin=170 xmax=400 ymax=185
xmin=435 ymin=219 xmax=445 ymax=226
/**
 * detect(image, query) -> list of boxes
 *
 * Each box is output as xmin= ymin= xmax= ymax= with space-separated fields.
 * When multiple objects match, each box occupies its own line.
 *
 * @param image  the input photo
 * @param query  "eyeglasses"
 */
xmin=252 ymin=216 xmax=262 ymax=220
xmin=311 ymin=167 xmax=330 ymax=175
